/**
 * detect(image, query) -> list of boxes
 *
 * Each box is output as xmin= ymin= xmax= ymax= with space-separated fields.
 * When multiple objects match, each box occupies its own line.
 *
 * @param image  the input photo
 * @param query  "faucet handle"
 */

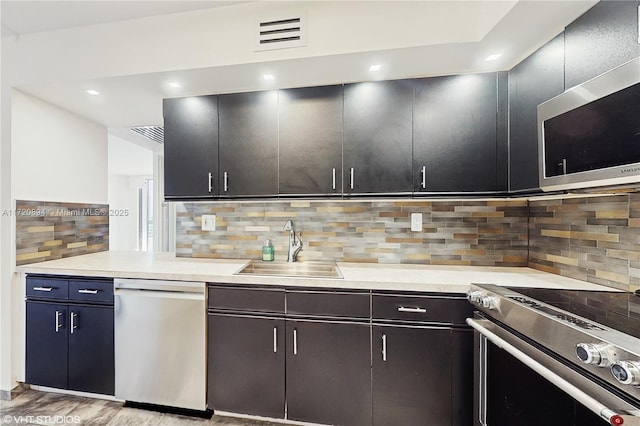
xmin=283 ymin=220 xmax=293 ymax=231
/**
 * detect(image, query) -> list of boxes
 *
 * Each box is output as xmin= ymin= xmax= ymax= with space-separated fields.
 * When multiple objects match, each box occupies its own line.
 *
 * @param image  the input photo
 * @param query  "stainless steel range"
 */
xmin=467 ymin=283 xmax=640 ymax=426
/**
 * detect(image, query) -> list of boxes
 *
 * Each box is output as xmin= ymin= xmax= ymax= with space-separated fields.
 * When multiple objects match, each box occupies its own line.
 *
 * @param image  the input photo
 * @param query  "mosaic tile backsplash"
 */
xmin=176 ymin=199 xmax=529 ymax=266
xmin=529 ymin=194 xmax=640 ymax=291
xmin=15 ymin=200 xmax=109 ymax=266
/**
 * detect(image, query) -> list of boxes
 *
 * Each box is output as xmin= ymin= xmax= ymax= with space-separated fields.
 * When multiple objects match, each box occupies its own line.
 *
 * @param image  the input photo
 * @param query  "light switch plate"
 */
xmin=202 ymin=214 xmax=216 ymax=231
xmin=411 ymin=213 xmax=422 ymax=232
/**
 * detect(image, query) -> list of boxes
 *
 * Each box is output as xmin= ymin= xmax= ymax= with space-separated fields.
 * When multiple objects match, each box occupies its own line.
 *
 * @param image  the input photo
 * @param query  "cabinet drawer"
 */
xmin=286 ymin=290 xmax=370 ymax=319
xmin=26 ymin=277 xmax=68 ymax=300
xmin=373 ymin=294 xmax=472 ymax=324
xmin=208 ymin=286 xmax=285 ymax=314
xmin=68 ymin=279 xmax=114 ymax=304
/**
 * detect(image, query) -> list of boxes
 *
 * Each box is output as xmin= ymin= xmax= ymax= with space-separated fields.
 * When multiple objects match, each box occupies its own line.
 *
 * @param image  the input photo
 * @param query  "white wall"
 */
xmin=11 ymin=90 xmax=108 ymax=204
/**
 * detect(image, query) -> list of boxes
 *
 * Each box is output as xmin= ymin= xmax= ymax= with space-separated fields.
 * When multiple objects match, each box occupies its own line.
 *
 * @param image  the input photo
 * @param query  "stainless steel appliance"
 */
xmin=538 ymin=57 xmax=640 ymax=192
xmin=467 ymin=284 xmax=640 ymax=426
xmin=114 ymin=279 xmax=206 ymax=411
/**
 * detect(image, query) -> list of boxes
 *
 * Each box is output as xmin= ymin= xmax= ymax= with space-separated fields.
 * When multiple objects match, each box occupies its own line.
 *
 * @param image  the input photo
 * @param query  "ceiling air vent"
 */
xmin=130 ymin=126 xmax=164 ymax=144
xmin=255 ymin=13 xmax=307 ymax=51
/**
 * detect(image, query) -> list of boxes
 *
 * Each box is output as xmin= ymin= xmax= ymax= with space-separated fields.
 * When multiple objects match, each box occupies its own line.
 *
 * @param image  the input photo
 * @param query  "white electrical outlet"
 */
xmin=411 ymin=213 xmax=422 ymax=232
xmin=202 ymin=214 xmax=216 ymax=231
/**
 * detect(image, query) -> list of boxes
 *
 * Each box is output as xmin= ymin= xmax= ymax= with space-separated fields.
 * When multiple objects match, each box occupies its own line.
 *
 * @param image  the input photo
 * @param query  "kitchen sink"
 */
xmin=235 ymin=260 xmax=343 ymax=279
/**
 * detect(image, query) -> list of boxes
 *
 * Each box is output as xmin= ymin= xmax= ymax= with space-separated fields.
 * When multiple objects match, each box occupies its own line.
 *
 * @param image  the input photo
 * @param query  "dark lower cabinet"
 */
xmin=451 ymin=329 xmax=474 ymax=426
xmin=25 ymin=275 xmax=114 ymax=395
xmin=286 ymin=320 xmax=372 ymax=426
xmin=207 ymin=314 xmax=285 ymax=418
xmin=372 ymin=325 xmax=452 ymax=426
xmin=67 ymin=304 xmax=115 ymax=395
xmin=25 ymin=301 xmax=68 ymax=390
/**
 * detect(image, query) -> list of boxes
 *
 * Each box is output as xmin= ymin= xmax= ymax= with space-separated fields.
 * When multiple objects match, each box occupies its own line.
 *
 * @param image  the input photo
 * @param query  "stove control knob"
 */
xmin=467 ymin=291 xmax=483 ymax=304
xmin=575 ymin=343 xmax=610 ymax=367
xmin=480 ymin=295 xmax=497 ymax=310
xmin=610 ymin=361 xmax=640 ymax=386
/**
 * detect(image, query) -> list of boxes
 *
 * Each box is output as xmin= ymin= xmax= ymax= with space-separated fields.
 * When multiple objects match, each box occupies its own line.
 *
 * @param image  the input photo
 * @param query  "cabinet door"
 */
xmin=25 ymin=301 xmax=68 ymax=389
xmin=163 ymin=95 xmax=218 ymax=199
xmin=278 ymin=85 xmax=343 ymax=196
xmin=509 ymin=34 xmax=565 ymax=192
xmin=451 ymin=328 xmax=473 ymax=426
xmin=68 ymin=305 xmax=114 ymax=395
xmin=344 ymin=80 xmax=413 ymax=195
xmin=413 ymin=73 xmax=497 ymax=192
xmin=564 ymin=1 xmax=640 ymax=89
xmin=372 ymin=325 xmax=452 ymax=426
xmin=219 ymin=91 xmax=278 ymax=197
xmin=286 ymin=320 xmax=372 ymax=426
xmin=208 ymin=314 xmax=285 ymax=418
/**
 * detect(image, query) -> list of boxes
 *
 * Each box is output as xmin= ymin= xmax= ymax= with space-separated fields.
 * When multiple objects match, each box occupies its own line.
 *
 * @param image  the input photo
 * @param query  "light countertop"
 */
xmin=16 ymin=251 xmax=617 ymax=293
xmin=17 ymin=251 xmax=615 ymax=293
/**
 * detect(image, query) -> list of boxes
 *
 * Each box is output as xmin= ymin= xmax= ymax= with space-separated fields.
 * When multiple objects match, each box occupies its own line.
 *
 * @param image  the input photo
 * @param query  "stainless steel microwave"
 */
xmin=538 ymin=57 xmax=640 ymax=192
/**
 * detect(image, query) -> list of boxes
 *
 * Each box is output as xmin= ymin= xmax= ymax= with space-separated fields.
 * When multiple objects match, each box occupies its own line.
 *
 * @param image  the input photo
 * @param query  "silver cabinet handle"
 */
xmin=421 ymin=165 xmax=426 ymax=189
xmin=561 ymin=158 xmax=567 ymax=175
xmin=33 ymin=286 xmax=52 ymax=292
xmin=332 ymin=168 xmax=336 ymax=190
xmin=78 ymin=289 xmax=98 ymax=294
xmin=208 ymin=172 xmax=213 ymax=193
xmin=273 ymin=327 xmax=277 ymax=353
xmin=55 ymin=310 xmax=63 ymax=333
xmin=350 ymin=168 xmax=354 ymax=190
xmin=293 ymin=329 xmax=298 ymax=355
xmin=70 ymin=312 xmax=77 ymax=334
xmin=398 ymin=306 xmax=427 ymax=313
xmin=223 ymin=172 xmax=229 ymax=192
xmin=382 ymin=334 xmax=387 ymax=362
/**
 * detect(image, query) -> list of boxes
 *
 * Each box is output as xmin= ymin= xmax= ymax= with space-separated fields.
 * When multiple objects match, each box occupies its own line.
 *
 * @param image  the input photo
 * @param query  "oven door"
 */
xmin=468 ymin=318 xmax=640 ymax=426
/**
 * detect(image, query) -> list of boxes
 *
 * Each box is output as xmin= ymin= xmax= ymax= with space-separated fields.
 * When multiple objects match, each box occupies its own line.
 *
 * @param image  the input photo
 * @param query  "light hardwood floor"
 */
xmin=0 ymin=390 xmax=285 ymax=426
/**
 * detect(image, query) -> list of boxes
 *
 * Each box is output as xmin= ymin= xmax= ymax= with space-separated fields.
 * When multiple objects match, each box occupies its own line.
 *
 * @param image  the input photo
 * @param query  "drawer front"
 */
xmin=373 ymin=294 xmax=471 ymax=324
xmin=208 ymin=286 xmax=285 ymax=314
xmin=286 ymin=290 xmax=370 ymax=319
xmin=68 ymin=279 xmax=114 ymax=304
xmin=26 ymin=277 xmax=68 ymax=300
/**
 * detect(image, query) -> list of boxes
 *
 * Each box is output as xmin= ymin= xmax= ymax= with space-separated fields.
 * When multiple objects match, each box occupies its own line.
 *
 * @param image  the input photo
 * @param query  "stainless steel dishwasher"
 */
xmin=114 ymin=279 xmax=206 ymax=411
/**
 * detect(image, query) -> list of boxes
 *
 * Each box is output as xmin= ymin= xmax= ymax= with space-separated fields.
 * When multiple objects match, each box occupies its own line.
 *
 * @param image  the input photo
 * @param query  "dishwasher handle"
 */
xmin=114 ymin=287 xmax=204 ymax=301
xmin=114 ymin=278 xmax=204 ymax=294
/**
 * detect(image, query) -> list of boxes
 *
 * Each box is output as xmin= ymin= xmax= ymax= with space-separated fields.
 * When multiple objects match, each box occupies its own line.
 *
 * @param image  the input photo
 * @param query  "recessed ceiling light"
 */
xmin=485 ymin=53 xmax=502 ymax=62
xmin=263 ymin=74 xmax=275 ymax=81
xmin=168 ymin=82 xmax=181 ymax=88
xmin=369 ymin=64 xmax=382 ymax=72
xmin=86 ymin=89 xmax=100 ymax=96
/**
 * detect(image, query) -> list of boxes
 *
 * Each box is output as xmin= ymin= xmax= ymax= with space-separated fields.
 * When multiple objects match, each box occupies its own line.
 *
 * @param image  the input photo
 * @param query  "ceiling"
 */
xmin=2 ymin=1 xmax=597 ymax=129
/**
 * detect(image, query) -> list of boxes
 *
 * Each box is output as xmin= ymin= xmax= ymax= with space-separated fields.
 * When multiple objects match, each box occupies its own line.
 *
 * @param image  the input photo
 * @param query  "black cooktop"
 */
xmin=508 ymin=287 xmax=640 ymax=340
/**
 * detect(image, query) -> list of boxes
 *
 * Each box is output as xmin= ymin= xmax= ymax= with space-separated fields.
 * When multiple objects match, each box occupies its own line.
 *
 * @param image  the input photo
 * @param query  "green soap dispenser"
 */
xmin=262 ymin=239 xmax=274 ymax=262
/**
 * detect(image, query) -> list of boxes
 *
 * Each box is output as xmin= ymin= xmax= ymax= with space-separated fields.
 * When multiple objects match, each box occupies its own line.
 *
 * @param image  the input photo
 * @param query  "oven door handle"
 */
xmin=467 ymin=318 xmax=634 ymax=426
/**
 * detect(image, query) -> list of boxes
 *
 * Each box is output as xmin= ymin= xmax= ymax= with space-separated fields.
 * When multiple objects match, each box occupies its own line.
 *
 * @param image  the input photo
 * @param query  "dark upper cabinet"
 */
xmin=509 ymin=34 xmax=565 ymax=192
xmin=208 ymin=314 xmax=285 ymax=418
xmin=278 ymin=85 xmax=343 ymax=196
xmin=564 ymin=1 xmax=640 ymax=89
xmin=343 ymin=80 xmax=414 ymax=195
xmin=413 ymin=73 xmax=499 ymax=193
xmin=219 ymin=91 xmax=279 ymax=197
xmin=163 ymin=95 xmax=219 ymax=199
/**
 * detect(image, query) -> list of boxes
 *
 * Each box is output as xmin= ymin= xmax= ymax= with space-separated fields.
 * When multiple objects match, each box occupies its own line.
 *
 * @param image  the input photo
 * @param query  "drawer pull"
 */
xmin=398 ymin=306 xmax=427 ymax=313
xmin=78 ymin=289 xmax=99 ymax=295
xmin=33 ymin=286 xmax=53 ymax=292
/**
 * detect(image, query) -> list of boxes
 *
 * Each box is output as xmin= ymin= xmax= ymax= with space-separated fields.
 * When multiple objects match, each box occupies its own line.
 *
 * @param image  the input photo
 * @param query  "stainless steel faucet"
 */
xmin=283 ymin=220 xmax=302 ymax=262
